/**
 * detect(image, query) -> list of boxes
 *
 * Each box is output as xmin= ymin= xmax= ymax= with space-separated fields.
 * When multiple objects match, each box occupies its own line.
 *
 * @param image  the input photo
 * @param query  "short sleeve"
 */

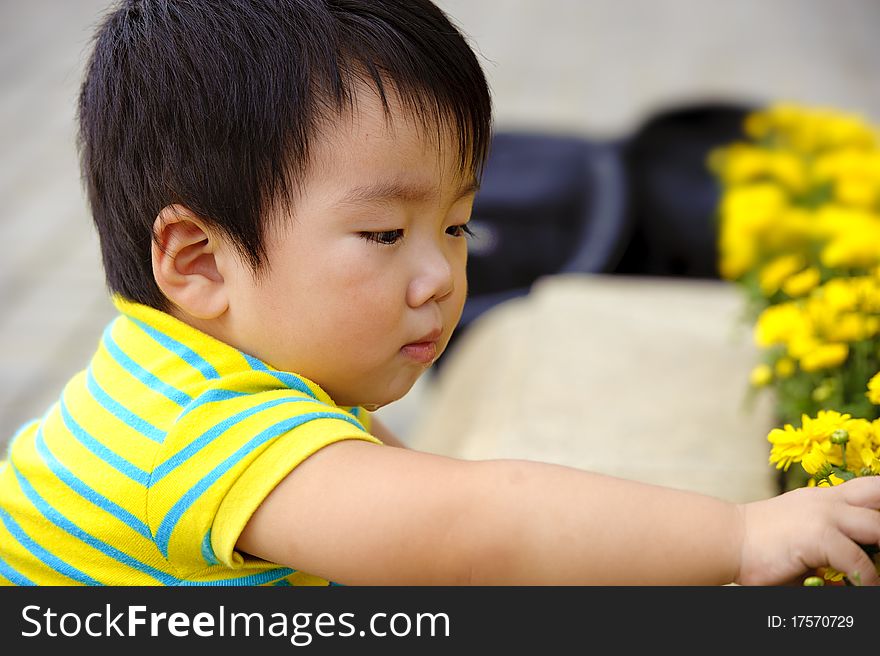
xmin=146 ymin=387 xmax=380 ymax=577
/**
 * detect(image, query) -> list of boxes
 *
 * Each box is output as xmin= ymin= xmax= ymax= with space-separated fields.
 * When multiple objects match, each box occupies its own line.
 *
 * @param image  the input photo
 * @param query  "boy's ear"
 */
xmin=151 ymin=205 xmax=230 ymax=320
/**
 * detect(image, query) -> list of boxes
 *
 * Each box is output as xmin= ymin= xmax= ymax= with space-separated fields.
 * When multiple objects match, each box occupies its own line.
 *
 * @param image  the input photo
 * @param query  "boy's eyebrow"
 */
xmin=335 ymin=178 xmax=480 ymax=207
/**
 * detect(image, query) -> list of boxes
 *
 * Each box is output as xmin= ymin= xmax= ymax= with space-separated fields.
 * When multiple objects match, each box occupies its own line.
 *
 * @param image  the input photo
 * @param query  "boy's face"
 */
xmin=222 ymin=89 xmax=475 ymax=409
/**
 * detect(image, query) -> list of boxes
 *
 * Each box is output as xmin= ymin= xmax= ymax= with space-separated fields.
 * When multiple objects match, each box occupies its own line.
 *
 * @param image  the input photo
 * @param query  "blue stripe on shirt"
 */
xmin=200 ymin=530 xmax=218 ymax=566
xmin=242 ymin=354 xmax=318 ymax=399
xmin=10 ymin=464 xmax=177 ymax=585
xmin=152 ymin=396 xmax=315 ymax=484
xmin=102 ymin=324 xmax=191 ymax=407
xmin=179 ymin=568 xmax=297 ymax=586
xmin=0 ymin=506 xmax=102 ymax=586
xmin=178 ymin=388 xmax=249 ymax=419
xmin=86 ymin=367 xmax=166 ymax=443
xmin=60 ymin=398 xmax=151 ymax=486
xmin=34 ymin=426 xmax=153 ymax=540
xmin=127 ymin=315 xmax=220 ymax=380
xmin=9 ymin=462 xmax=293 ymax=587
xmin=0 ymin=553 xmax=34 ymax=586
xmin=155 ymin=410 xmax=365 ymax=556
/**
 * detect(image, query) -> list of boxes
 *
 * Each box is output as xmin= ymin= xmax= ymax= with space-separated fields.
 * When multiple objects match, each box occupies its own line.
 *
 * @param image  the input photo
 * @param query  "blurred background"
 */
xmin=3 ymin=0 xmax=880 ymax=454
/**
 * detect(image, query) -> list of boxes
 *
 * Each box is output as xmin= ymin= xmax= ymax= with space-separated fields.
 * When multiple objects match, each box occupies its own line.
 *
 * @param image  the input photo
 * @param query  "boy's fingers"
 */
xmin=825 ymin=533 xmax=880 ymax=586
xmin=834 ymin=476 xmax=880 ymax=508
xmin=834 ymin=506 xmax=880 ymax=547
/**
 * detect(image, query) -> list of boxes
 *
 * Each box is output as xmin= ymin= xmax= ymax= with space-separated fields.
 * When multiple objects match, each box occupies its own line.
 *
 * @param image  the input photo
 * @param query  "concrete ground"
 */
xmin=2 ymin=0 xmax=880 ymax=499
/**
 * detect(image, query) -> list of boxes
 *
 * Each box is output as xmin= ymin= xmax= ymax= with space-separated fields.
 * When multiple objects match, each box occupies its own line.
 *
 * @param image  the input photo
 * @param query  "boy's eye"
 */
xmin=447 ymin=224 xmax=475 ymax=238
xmin=361 ymin=229 xmax=404 ymax=245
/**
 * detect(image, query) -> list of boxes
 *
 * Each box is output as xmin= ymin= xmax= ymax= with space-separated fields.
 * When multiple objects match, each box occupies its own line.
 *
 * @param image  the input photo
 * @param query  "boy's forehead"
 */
xmin=309 ymin=88 xmax=477 ymax=205
xmin=333 ymin=176 xmax=480 ymax=209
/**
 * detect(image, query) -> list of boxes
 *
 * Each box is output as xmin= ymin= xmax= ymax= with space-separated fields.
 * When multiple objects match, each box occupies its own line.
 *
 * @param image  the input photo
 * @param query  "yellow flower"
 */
xmin=816 ymin=472 xmax=846 ymax=487
xmin=813 ymin=149 xmax=880 ymax=210
xmin=821 ymin=568 xmax=846 ymax=583
xmin=816 ymin=277 xmax=860 ymax=313
xmin=717 ymin=183 xmax=789 ymax=280
xmin=768 ymin=424 xmax=805 ymax=471
xmin=808 ymin=409 xmax=855 ymax=437
xmin=867 ymin=372 xmax=880 ymax=404
xmin=768 ymin=410 xmax=854 ymax=471
xmin=720 ymin=183 xmax=788 ymax=228
xmin=754 ymin=302 xmax=806 ymax=347
xmin=821 ymin=113 xmax=879 ymax=151
xmin=712 ymin=143 xmax=808 ymax=192
xmin=821 ymin=229 xmax=880 ymax=270
xmin=710 ymin=144 xmax=770 ymax=185
xmin=782 ymin=267 xmax=820 ymax=298
xmin=823 ymin=312 xmax=880 ymax=343
xmin=765 ymin=208 xmax=813 ymax=253
xmin=718 ymin=233 xmax=756 ymax=281
xmin=836 ymin=177 xmax=878 ymax=208
xmin=769 ymin=152 xmax=808 ymax=192
xmin=744 ymin=110 xmax=774 ymax=141
xmin=744 ymin=103 xmax=879 ymax=154
xmin=852 ymin=445 xmax=880 ymax=474
xmin=787 ymin=333 xmax=820 ymax=360
xmin=813 ymin=205 xmax=880 ymax=269
xmin=759 ymin=254 xmax=805 ymax=296
xmin=860 ymin=276 xmax=880 ymax=313
xmin=813 ymin=148 xmax=880 ymax=181
xmin=833 ymin=419 xmax=877 ymax=474
xmin=801 ymin=443 xmax=830 ymax=475
xmin=811 ymin=379 xmax=835 ymax=403
xmin=749 ymin=364 xmax=773 ymax=387
xmin=799 ymin=342 xmax=849 ymax=372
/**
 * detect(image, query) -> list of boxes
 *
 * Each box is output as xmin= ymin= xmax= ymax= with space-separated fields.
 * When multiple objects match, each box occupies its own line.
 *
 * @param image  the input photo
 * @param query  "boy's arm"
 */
xmin=237 ymin=440 xmax=880 ymax=585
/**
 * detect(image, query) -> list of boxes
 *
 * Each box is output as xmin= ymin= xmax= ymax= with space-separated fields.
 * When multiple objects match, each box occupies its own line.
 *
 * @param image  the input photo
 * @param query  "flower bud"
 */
xmin=830 ymin=429 xmax=849 ymax=445
xmin=774 ymin=357 xmax=796 ymax=379
xmin=812 ymin=383 xmax=833 ymax=402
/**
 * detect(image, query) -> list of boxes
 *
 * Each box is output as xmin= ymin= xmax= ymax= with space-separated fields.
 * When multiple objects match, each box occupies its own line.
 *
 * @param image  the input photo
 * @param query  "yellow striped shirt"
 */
xmin=0 ymin=296 xmax=380 ymax=585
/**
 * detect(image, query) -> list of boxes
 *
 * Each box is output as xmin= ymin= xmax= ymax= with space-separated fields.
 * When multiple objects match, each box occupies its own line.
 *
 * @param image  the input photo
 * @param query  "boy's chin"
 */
xmin=355 ymin=391 xmax=405 ymax=412
xmin=345 ymin=375 xmax=423 ymax=411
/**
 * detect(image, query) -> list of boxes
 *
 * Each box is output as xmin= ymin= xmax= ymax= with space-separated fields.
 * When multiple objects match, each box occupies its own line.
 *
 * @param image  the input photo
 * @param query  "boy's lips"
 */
xmin=401 ymin=328 xmax=442 ymax=364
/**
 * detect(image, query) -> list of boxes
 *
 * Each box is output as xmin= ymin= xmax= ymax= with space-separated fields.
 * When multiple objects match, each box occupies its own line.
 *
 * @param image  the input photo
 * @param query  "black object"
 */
xmin=440 ymin=104 xmax=755 ymax=367
xmin=612 ymin=101 xmax=753 ymax=278
xmin=459 ymin=131 xmax=630 ymax=334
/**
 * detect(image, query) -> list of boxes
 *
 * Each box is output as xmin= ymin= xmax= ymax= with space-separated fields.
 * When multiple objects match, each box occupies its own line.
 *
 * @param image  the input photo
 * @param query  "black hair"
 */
xmin=78 ymin=0 xmax=493 ymax=309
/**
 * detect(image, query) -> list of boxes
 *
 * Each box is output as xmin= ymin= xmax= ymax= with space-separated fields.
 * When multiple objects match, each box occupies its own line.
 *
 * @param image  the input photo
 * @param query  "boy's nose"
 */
xmin=407 ymin=249 xmax=455 ymax=308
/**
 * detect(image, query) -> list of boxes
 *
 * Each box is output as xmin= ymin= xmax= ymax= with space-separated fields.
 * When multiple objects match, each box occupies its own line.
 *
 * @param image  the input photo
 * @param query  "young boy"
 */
xmin=1 ymin=0 xmax=879 ymax=587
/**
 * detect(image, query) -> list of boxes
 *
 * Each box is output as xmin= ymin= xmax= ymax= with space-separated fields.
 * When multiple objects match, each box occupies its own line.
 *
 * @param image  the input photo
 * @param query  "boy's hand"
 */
xmin=736 ymin=476 xmax=880 ymax=586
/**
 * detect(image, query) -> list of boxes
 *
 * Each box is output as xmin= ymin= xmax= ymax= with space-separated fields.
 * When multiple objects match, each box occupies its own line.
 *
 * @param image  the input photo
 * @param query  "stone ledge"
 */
xmin=409 ymin=273 xmax=778 ymax=503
